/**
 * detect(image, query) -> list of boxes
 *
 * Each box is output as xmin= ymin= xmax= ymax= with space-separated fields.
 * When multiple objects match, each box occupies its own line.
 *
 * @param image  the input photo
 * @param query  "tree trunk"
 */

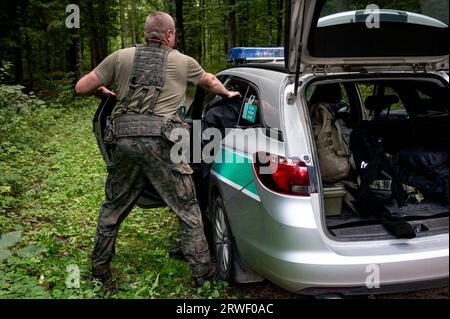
xmin=268 ymin=0 xmax=273 ymax=45
xmin=238 ymin=1 xmax=249 ymax=47
xmin=276 ymin=0 xmax=283 ymax=46
xmin=175 ymin=0 xmax=186 ymax=53
xmin=197 ymin=1 xmax=203 ymax=63
xmin=98 ymin=0 xmax=109 ymax=60
xmin=131 ymin=2 xmax=137 ymax=45
xmin=69 ymin=31 xmax=83 ymax=83
xmin=90 ymin=38 xmax=97 ymax=69
xmin=68 ymin=0 xmax=83 ymax=84
xmin=45 ymin=42 xmax=51 ymax=74
xmin=168 ymin=0 xmax=176 ymax=17
xmin=226 ymin=0 xmax=236 ymax=53
xmin=88 ymin=0 xmax=109 ymax=68
xmin=8 ymin=0 xmax=23 ymax=83
xmin=337 ymin=0 xmax=351 ymax=11
xmin=119 ymin=0 xmax=127 ymax=48
xmin=209 ymin=21 xmax=212 ymax=65
xmin=87 ymin=0 xmax=99 ymax=68
xmin=25 ymin=33 xmax=33 ymax=90
xmin=201 ymin=0 xmax=206 ymax=64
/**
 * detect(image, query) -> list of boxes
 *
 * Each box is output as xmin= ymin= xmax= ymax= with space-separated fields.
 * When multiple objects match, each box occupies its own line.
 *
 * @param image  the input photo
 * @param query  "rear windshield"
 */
xmin=306 ymin=78 xmax=448 ymax=123
xmin=309 ymin=0 xmax=449 ymax=58
xmin=319 ymin=0 xmax=449 ymax=26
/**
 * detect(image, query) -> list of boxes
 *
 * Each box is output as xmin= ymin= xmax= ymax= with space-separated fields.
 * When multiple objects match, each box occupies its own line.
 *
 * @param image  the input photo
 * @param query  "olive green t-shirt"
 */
xmin=93 ymin=46 xmax=205 ymax=117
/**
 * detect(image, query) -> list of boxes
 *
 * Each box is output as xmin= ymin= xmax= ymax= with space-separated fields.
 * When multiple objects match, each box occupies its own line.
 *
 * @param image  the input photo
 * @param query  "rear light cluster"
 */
xmin=253 ymin=152 xmax=310 ymax=196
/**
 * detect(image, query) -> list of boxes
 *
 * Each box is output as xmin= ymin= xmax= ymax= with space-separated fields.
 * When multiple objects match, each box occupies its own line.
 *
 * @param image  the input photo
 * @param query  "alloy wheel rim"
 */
xmin=214 ymin=206 xmax=230 ymax=275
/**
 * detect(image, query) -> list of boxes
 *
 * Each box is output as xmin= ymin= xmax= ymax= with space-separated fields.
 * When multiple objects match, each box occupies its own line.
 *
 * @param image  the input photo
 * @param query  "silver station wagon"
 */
xmin=94 ymin=0 xmax=449 ymax=297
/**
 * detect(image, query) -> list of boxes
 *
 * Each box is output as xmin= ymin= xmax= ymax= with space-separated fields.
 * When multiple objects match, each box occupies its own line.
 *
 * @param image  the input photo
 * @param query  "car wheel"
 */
xmin=212 ymin=195 xmax=233 ymax=282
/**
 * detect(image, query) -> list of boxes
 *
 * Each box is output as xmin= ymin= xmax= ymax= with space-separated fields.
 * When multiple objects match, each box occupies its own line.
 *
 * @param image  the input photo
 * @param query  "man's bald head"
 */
xmin=144 ymin=12 xmax=176 ymax=47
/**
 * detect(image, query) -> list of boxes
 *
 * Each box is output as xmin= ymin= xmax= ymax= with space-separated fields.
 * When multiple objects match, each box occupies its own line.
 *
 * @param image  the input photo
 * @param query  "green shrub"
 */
xmin=0 ymin=85 xmax=47 ymax=110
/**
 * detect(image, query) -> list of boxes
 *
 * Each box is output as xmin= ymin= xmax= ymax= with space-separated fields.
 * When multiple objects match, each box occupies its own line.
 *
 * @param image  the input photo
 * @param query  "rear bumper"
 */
xmin=250 ymin=235 xmax=449 ymax=294
xmin=300 ymin=278 xmax=448 ymax=297
xmin=246 ymin=183 xmax=449 ymax=295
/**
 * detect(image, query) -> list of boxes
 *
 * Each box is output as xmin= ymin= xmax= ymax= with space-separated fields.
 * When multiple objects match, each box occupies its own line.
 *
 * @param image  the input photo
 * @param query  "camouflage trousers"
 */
xmin=91 ymin=137 xmax=211 ymax=278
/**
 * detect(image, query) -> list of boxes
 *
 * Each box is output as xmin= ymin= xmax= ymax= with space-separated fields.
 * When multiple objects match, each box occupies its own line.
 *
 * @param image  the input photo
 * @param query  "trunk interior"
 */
xmin=306 ymin=75 xmax=449 ymax=241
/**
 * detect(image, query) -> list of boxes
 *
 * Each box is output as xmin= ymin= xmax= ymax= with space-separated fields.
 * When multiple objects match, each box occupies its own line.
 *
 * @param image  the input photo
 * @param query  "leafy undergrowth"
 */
xmin=0 ymin=96 xmax=236 ymax=299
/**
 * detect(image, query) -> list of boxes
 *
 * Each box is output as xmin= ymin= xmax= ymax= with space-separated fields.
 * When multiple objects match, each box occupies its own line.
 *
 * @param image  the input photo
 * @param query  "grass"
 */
xmin=0 ymin=97 xmax=234 ymax=299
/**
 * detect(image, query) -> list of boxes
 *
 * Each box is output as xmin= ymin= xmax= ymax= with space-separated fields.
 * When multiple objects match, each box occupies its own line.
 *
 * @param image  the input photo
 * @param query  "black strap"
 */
xmin=123 ymin=77 xmax=138 ymax=111
xmin=137 ymin=85 xmax=150 ymax=113
xmin=148 ymin=87 xmax=162 ymax=113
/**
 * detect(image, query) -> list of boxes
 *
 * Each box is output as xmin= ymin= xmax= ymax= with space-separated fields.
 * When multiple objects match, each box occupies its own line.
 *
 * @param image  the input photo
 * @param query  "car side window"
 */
xmin=201 ymin=75 xmax=229 ymax=112
xmin=359 ymin=84 xmax=407 ymax=121
xmin=201 ymin=78 xmax=247 ymax=113
xmin=307 ymin=83 xmax=350 ymax=114
xmin=225 ymin=79 xmax=249 ymax=98
xmin=188 ymin=75 xmax=228 ymax=120
xmin=201 ymin=77 xmax=262 ymax=128
xmin=381 ymin=86 xmax=407 ymax=119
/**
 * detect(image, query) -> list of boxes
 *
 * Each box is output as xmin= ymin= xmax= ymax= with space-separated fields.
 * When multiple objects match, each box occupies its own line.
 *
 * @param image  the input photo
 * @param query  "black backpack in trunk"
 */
xmin=348 ymin=128 xmax=416 ymax=239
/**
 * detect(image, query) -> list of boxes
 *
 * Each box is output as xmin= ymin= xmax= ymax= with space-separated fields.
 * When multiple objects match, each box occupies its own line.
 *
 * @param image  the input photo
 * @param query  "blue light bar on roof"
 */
xmin=228 ymin=47 xmax=285 ymax=63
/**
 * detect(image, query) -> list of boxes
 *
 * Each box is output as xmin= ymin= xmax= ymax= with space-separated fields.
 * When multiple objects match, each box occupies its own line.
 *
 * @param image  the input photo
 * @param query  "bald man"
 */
xmin=76 ymin=12 xmax=239 ymax=288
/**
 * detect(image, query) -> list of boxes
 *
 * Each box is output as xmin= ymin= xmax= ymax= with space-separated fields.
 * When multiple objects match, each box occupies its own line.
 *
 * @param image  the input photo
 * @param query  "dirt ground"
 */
xmin=231 ymin=281 xmax=449 ymax=299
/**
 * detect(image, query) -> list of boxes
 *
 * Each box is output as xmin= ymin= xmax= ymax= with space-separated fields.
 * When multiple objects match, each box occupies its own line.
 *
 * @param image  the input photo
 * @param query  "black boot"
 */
xmin=193 ymin=264 xmax=218 ymax=288
xmin=169 ymin=245 xmax=186 ymax=260
xmin=92 ymin=267 xmax=116 ymax=291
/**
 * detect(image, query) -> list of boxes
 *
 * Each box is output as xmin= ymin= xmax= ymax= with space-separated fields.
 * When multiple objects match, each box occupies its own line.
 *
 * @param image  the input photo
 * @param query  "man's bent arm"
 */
xmin=75 ymin=72 xmax=116 ymax=97
xmin=198 ymin=73 xmax=240 ymax=99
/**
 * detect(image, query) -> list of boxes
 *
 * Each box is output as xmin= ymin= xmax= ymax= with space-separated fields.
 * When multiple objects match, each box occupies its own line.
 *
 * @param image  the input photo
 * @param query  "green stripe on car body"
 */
xmin=211 ymin=148 xmax=260 ymax=201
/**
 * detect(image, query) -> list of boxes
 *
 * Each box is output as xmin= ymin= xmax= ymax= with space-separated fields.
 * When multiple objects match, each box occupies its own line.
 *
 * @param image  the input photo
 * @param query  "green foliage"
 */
xmin=197 ymin=280 xmax=230 ymax=299
xmin=0 ymin=96 xmax=244 ymax=299
xmin=0 ymin=231 xmax=22 ymax=249
xmin=0 ymin=85 xmax=46 ymax=109
xmin=0 ymin=61 xmax=13 ymax=82
xmin=0 ymin=84 xmax=58 ymax=210
xmin=0 ymin=230 xmax=50 ymax=298
xmin=0 ymin=249 xmax=12 ymax=262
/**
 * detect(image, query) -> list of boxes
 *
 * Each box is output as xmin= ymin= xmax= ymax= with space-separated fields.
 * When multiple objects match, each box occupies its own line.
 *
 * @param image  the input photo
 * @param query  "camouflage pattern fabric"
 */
xmin=91 ymin=136 xmax=211 ymax=278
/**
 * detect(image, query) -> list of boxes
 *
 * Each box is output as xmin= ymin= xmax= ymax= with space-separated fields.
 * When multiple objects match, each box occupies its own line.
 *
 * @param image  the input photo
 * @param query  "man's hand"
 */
xmin=97 ymin=86 xmax=116 ymax=97
xmin=198 ymin=73 xmax=241 ymax=100
xmin=224 ymin=90 xmax=241 ymax=99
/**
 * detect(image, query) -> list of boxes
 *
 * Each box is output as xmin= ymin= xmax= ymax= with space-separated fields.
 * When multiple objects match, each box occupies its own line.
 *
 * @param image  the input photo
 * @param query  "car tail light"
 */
xmin=253 ymin=152 xmax=310 ymax=196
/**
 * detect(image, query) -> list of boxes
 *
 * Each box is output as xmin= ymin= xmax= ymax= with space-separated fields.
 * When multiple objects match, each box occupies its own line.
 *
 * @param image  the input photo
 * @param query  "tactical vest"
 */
xmin=114 ymin=43 xmax=173 ymax=138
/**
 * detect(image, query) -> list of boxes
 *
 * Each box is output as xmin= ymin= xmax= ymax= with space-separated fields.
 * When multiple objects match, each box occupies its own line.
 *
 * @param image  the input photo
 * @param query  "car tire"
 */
xmin=211 ymin=195 xmax=234 ymax=282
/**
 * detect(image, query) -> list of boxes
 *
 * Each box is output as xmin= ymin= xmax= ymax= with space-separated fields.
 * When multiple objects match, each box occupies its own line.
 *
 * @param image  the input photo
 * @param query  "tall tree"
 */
xmin=86 ymin=0 xmax=116 ymax=68
xmin=131 ymin=1 xmax=137 ymax=45
xmin=175 ymin=0 xmax=186 ymax=53
xmin=337 ymin=0 xmax=351 ymax=11
xmin=276 ymin=0 xmax=283 ymax=46
xmin=267 ymin=0 xmax=273 ymax=45
xmin=68 ymin=0 xmax=83 ymax=84
xmin=24 ymin=32 xmax=33 ymax=90
xmin=226 ymin=0 xmax=236 ymax=52
xmin=237 ymin=0 xmax=249 ymax=47
xmin=119 ymin=0 xmax=127 ymax=48
xmin=6 ymin=0 xmax=23 ymax=83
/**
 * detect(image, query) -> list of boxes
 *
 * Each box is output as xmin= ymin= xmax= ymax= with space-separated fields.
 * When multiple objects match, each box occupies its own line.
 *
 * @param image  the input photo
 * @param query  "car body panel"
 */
xmin=209 ymin=129 xmax=286 ymax=263
xmin=208 ymin=65 xmax=449 ymax=294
